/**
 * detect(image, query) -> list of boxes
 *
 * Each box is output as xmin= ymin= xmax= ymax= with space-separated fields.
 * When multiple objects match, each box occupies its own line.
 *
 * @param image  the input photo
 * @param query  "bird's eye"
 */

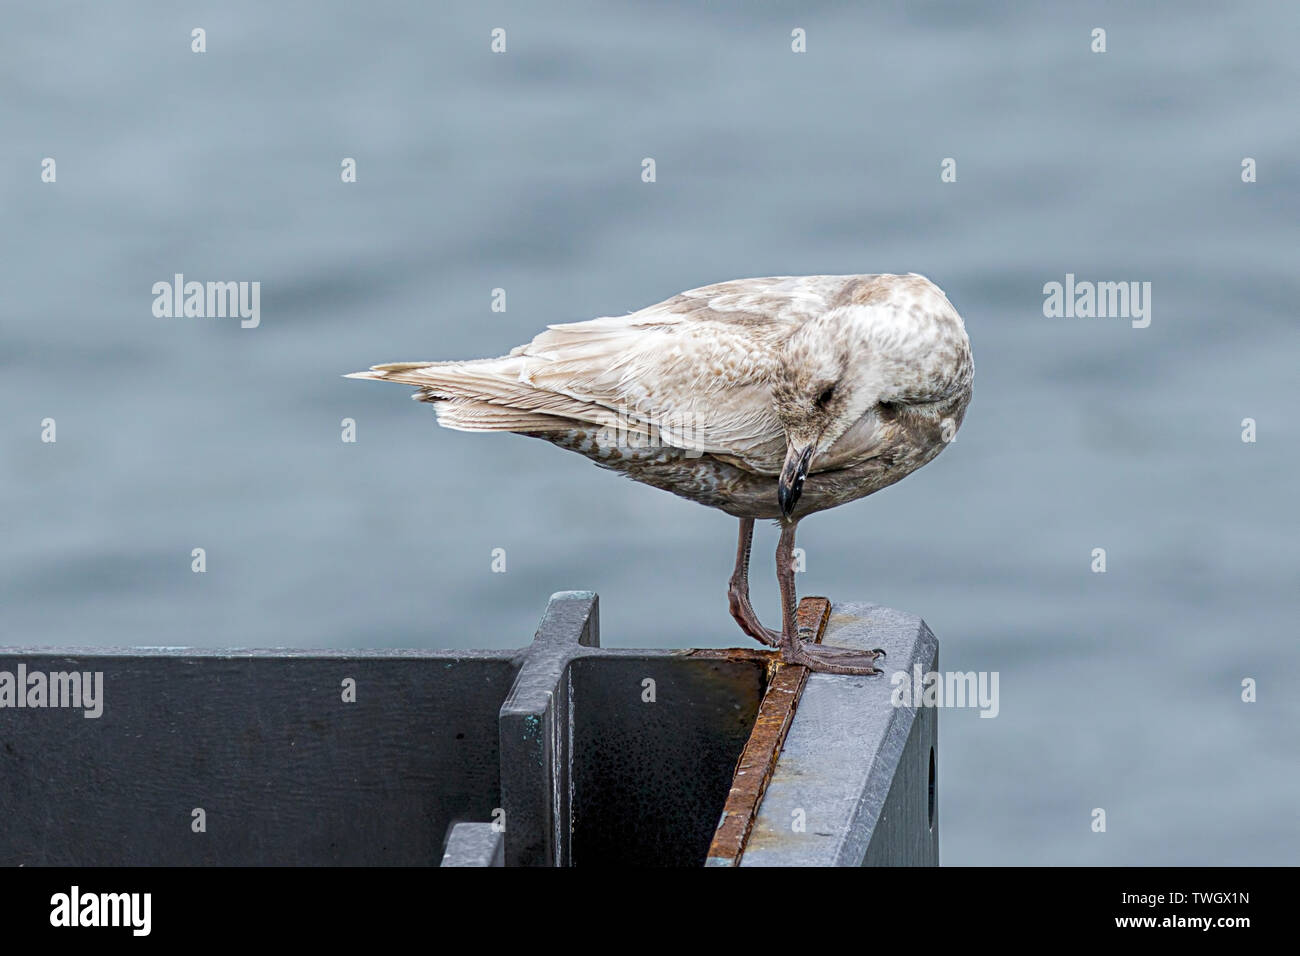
xmin=815 ymin=385 xmax=835 ymax=407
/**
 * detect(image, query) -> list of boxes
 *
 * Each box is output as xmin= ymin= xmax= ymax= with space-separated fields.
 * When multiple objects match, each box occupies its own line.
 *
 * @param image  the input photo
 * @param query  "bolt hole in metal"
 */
xmin=928 ymin=746 xmax=936 ymax=831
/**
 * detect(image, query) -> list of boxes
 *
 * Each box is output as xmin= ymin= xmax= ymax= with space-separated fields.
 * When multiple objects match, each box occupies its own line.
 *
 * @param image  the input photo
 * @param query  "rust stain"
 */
xmin=705 ymin=596 xmax=829 ymax=867
xmin=684 ymin=647 xmax=773 ymax=664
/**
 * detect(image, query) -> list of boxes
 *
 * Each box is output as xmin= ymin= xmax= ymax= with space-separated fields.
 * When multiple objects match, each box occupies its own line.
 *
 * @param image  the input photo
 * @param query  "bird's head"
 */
xmin=771 ymin=310 xmax=875 ymax=518
xmin=771 ymin=278 xmax=973 ymax=519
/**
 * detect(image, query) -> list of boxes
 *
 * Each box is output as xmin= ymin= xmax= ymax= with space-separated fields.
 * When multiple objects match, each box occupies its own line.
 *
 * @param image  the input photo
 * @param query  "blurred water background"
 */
xmin=2 ymin=1 xmax=1297 ymax=865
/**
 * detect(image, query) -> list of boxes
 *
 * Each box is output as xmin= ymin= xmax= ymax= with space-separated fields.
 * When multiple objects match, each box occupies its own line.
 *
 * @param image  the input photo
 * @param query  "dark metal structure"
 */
xmin=0 ymin=592 xmax=938 ymax=866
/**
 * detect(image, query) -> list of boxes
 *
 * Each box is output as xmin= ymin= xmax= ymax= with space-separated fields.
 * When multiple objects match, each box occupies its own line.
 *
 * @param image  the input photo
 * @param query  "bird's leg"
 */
xmin=727 ymin=517 xmax=780 ymax=647
xmin=775 ymin=520 xmax=885 ymax=675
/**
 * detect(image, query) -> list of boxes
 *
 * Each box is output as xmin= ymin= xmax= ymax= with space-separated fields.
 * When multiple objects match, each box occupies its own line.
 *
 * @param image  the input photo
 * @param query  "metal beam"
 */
xmin=440 ymin=822 xmax=504 ymax=867
xmin=706 ymin=596 xmax=829 ymax=866
xmin=0 ymin=595 xmax=937 ymax=866
xmin=738 ymin=603 xmax=940 ymax=866
xmin=497 ymin=590 xmax=598 ymax=866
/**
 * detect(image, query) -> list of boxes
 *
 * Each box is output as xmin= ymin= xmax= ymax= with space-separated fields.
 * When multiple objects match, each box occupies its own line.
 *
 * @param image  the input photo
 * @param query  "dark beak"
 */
xmin=778 ymin=444 xmax=815 ymax=519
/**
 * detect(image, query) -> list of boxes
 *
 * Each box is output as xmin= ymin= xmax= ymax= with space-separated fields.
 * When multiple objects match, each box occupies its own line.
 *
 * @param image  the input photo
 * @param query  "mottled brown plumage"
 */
xmin=349 ymin=273 xmax=973 ymax=673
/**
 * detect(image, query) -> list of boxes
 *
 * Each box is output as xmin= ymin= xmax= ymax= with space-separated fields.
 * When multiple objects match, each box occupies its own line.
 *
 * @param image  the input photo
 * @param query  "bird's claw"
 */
xmin=779 ymin=641 xmax=885 ymax=676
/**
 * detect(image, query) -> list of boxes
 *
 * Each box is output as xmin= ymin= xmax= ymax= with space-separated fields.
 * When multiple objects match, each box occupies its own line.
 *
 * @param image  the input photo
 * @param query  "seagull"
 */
xmin=348 ymin=274 xmax=973 ymax=674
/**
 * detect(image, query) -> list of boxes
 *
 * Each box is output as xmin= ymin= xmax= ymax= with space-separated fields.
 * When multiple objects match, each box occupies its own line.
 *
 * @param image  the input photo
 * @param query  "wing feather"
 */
xmin=349 ymin=276 xmax=861 ymax=471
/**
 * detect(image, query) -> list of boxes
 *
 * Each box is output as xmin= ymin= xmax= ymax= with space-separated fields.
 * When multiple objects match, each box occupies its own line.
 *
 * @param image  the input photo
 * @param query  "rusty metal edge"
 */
xmin=703 ymin=596 xmax=830 ymax=867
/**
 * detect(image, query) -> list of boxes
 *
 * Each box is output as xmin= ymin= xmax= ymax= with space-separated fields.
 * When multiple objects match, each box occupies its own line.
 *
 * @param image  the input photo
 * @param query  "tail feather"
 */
xmin=346 ymin=358 xmax=655 ymax=438
xmin=344 ymin=361 xmax=439 ymax=382
xmin=433 ymin=400 xmax=574 ymax=433
xmin=371 ymin=361 xmax=439 ymax=373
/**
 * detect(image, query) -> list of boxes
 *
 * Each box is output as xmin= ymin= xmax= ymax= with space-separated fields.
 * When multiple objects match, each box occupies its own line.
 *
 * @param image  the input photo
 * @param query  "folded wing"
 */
xmin=349 ymin=276 xmax=847 ymax=473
